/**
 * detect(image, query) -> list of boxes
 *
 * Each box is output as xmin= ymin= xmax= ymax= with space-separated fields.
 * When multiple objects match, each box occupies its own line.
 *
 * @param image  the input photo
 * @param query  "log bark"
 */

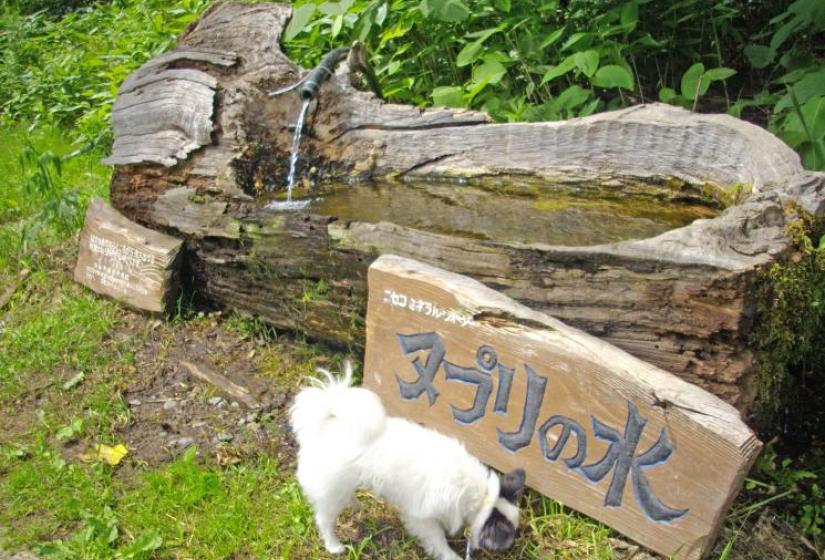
xmin=106 ymin=2 xmax=825 ymax=415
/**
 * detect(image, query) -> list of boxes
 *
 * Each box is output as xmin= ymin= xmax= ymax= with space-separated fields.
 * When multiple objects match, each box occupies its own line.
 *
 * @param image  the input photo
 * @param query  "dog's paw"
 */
xmin=325 ymin=543 xmax=345 ymax=555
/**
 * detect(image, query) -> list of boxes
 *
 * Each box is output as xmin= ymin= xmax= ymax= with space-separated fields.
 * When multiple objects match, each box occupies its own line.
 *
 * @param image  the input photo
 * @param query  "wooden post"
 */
xmin=364 ymin=254 xmax=761 ymax=559
xmin=74 ymin=198 xmax=183 ymax=314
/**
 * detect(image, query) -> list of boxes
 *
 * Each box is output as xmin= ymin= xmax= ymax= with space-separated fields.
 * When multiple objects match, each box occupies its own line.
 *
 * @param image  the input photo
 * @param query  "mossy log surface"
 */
xmin=107 ymin=2 xmax=825 ymax=416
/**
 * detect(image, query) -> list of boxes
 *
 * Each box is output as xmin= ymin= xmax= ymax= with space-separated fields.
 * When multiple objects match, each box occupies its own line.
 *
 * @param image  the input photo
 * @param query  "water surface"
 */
xmin=265 ymin=180 xmax=718 ymax=247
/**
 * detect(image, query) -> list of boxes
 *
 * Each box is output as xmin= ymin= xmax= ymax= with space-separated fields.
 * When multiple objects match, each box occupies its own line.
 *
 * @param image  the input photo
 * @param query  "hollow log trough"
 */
xmin=106 ymin=2 xmax=825 ymax=425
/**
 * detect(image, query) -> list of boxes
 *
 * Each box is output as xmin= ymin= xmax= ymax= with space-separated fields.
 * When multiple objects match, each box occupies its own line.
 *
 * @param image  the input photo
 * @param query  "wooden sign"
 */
xmin=364 ymin=255 xmax=761 ymax=559
xmin=74 ymin=198 xmax=183 ymax=313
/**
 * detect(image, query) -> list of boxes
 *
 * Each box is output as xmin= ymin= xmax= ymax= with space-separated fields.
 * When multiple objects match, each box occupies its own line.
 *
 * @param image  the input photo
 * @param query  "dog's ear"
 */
xmin=499 ymin=468 xmax=526 ymax=504
xmin=478 ymin=509 xmax=517 ymax=551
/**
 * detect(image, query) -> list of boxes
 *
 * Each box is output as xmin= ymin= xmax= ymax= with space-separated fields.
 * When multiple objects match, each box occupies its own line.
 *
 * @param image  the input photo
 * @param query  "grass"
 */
xmin=0 ymin=123 xmax=822 ymax=559
xmin=0 ymin=224 xmax=620 ymax=559
xmin=0 ymin=125 xmax=111 ymax=273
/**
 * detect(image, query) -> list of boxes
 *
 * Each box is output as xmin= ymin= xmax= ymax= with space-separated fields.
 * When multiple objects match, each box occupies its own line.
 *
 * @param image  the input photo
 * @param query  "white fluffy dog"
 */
xmin=289 ymin=363 xmax=525 ymax=560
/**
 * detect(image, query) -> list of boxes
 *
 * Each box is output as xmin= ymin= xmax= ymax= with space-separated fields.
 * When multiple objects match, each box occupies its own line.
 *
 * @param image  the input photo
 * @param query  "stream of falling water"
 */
xmin=286 ymin=98 xmax=310 ymax=198
xmin=267 ymin=98 xmax=312 ymax=211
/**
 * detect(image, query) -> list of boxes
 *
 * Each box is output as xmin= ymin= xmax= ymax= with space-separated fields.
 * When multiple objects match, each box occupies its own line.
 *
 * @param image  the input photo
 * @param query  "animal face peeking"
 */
xmin=476 ymin=468 xmax=526 ymax=552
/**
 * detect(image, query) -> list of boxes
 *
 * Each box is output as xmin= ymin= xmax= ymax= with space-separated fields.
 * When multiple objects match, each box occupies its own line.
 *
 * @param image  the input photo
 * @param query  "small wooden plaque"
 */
xmin=74 ymin=198 xmax=183 ymax=313
xmin=364 ymin=255 xmax=761 ymax=559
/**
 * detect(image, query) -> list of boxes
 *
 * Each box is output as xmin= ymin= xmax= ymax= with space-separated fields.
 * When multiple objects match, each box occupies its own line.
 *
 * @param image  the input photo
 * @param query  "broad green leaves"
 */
xmin=680 ymin=63 xmax=709 ymax=99
xmin=592 ymin=65 xmax=634 ymax=90
xmin=551 ymin=85 xmax=591 ymax=113
xmin=674 ymin=63 xmax=736 ymax=105
xmin=431 ymin=85 xmax=464 ymax=108
xmin=420 ymin=0 xmax=470 ymax=22
xmin=574 ymin=50 xmax=599 ymax=78
xmin=745 ymin=44 xmax=775 ymax=69
xmin=472 ymin=60 xmax=506 ymax=86
xmin=776 ymin=69 xmax=825 ymax=112
xmin=456 ymin=28 xmax=499 ymax=67
xmin=284 ymin=4 xmax=317 ymax=42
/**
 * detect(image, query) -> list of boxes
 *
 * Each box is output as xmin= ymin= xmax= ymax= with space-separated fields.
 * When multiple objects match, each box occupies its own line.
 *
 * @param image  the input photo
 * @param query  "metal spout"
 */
xmin=299 ymin=47 xmax=350 ymax=101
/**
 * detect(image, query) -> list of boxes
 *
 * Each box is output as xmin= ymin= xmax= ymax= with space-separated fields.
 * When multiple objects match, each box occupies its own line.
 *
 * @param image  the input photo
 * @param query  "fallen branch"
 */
xmin=181 ymin=360 xmax=259 ymax=409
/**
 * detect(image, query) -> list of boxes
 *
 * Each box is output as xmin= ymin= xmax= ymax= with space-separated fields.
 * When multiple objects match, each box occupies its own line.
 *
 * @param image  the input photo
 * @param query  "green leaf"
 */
xmin=375 ymin=2 xmax=388 ymax=25
xmin=456 ymin=42 xmax=482 ymax=68
xmin=318 ymin=0 xmax=354 ymax=16
xmin=429 ymin=0 xmax=470 ymax=22
xmin=494 ymin=0 xmax=511 ymax=12
xmin=120 ymin=530 xmax=163 ymax=558
xmin=785 ymin=96 xmax=825 ymax=141
xmin=380 ymin=22 xmax=411 ymax=45
xmin=56 ymin=418 xmax=83 ymax=441
xmin=620 ymin=1 xmax=639 ymax=29
xmin=744 ymin=44 xmax=775 ymax=69
xmin=473 ymin=60 xmax=506 ymax=85
xmin=634 ymin=33 xmax=664 ymax=48
xmin=777 ymin=69 xmax=825 ymax=112
xmin=331 ymin=14 xmax=344 ymax=38
xmin=431 ymin=86 xmax=464 ymax=108
xmin=804 ymin=96 xmax=825 ymax=139
xmin=561 ymin=32 xmax=593 ymax=52
xmin=540 ymin=55 xmax=576 ymax=85
xmin=578 ymin=97 xmax=601 ymax=117
xmin=540 ymin=27 xmax=565 ymax=49
xmin=801 ymin=139 xmax=825 ymax=171
xmin=659 ymin=87 xmax=678 ymax=102
xmin=574 ymin=50 xmax=599 ymax=78
xmin=770 ymin=17 xmax=804 ymax=52
xmin=680 ymin=62 xmax=709 ymax=99
xmin=591 ymin=65 xmax=634 ymax=90
xmin=456 ymin=28 xmax=499 ymax=67
xmin=283 ymin=4 xmax=316 ymax=42
xmin=551 ymin=85 xmax=591 ymax=113
xmin=705 ymin=67 xmax=737 ymax=81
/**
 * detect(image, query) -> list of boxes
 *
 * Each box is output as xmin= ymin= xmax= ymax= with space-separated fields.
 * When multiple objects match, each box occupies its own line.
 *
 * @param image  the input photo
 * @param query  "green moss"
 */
xmin=750 ymin=214 xmax=825 ymax=437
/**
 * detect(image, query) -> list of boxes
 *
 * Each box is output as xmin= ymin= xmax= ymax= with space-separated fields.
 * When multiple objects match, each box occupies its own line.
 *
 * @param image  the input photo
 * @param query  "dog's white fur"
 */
xmin=290 ymin=363 xmax=521 ymax=560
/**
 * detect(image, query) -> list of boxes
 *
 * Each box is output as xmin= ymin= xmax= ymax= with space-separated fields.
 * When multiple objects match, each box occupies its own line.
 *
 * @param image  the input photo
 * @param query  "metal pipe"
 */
xmin=299 ymin=47 xmax=350 ymax=101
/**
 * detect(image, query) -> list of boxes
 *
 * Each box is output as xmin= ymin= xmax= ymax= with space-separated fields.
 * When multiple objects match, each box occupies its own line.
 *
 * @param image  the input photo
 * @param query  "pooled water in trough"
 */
xmin=265 ymin=180 xmax=719 ymax=247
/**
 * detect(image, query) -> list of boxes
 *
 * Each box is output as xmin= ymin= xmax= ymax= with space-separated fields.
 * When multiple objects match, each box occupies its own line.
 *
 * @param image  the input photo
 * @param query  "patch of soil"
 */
xmin=114 ymin=312 xmax=299 ymax=471
xmin=712 ymin=509 xmax=819 ymax=559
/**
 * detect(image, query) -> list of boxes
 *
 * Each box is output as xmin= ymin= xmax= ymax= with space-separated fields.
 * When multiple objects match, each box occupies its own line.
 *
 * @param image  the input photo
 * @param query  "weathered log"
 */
xmin=106 ymin=2 xmax=825 ymax=416
xmin=75 ymin=198 xmax=183 ymax=313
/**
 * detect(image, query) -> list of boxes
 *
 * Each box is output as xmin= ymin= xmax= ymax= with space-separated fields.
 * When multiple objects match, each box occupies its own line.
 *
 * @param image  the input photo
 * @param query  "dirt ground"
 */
xmin=5 ymin=289 xmax=818 ymax=559
xmin=115 ymin=315 xmax=294 ymax=470
xmin=116 ymin=309 xmax=820 ymax=560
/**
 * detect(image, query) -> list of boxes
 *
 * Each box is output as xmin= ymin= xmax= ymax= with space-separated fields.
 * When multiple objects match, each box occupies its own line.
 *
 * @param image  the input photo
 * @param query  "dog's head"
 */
xmin=471 ymin=468 xmax=526 ymax=552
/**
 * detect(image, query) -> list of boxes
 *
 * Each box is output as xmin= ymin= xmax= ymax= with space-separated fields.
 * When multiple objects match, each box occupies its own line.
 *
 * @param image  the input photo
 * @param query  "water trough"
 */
xmin=105 ymin=2 xmax=825 ymax=421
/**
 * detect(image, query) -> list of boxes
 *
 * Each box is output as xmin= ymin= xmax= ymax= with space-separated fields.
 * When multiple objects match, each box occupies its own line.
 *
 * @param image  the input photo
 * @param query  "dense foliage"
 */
xmin=0 ymin=0 xmax=822 ymax=168
xmin=0 ymin=0 xmax=208 ymax=147
xmin=284 ymin=0 xmax=825 ymax=170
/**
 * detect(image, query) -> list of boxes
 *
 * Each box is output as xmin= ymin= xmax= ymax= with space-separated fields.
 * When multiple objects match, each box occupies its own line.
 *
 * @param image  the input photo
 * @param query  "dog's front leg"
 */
xmin=401 ymin=515 xmax=462 ymax=560
xmin=313 ymin=500 xmax=347 ymax=554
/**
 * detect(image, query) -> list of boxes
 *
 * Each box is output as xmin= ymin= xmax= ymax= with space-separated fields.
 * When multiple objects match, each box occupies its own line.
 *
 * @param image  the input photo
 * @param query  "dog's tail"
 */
xmin=289 ymin=361 xmax=387 ymax=449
